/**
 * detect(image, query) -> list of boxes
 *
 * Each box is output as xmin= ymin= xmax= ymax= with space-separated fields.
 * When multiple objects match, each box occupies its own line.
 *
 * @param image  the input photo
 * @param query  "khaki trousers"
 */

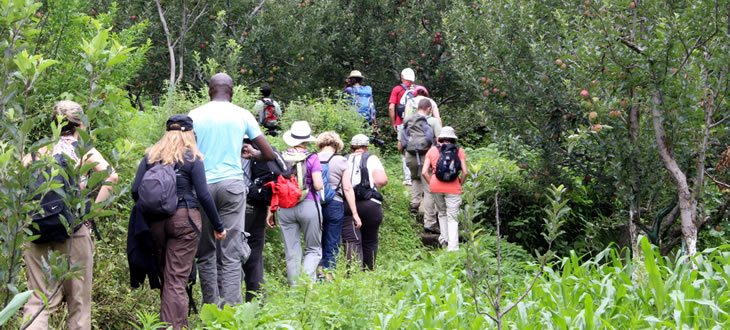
xmin=433 ymin=193 xmax=462 ymax=251
xmin=23 ymin=226 xmax=94 ymax=330
xmin=406 ymin=151 xmax=437 ymax=230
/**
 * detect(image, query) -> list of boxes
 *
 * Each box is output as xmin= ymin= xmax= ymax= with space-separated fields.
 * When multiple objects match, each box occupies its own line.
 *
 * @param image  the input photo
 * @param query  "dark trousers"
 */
xmin=341 ymin=200 xmax=383 ymax=271
xmin=243 ymin=202 xmax=267 ymax=302
xmin=149 ymin=208 xmax=202 ymax=330
xmin=320 ymin=200 xmax=344 ymax=269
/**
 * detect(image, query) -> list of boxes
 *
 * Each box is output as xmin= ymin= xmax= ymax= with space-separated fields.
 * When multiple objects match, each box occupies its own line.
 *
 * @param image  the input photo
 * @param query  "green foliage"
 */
xmin=128 ymin=310 xmax=168 ymax=330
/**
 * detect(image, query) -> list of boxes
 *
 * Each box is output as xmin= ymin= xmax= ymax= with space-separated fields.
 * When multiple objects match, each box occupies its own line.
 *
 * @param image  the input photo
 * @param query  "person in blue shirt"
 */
xmin=188 ymin=73 xmax=274 ymax=307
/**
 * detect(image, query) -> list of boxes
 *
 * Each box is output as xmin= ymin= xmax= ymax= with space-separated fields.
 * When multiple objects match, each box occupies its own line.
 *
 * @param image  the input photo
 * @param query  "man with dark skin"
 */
xmin=189 ymin=72 xmax=274 ymax=307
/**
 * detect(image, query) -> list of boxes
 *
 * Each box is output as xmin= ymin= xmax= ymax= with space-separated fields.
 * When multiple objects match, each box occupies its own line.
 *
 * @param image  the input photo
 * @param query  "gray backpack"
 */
xmin=137 ymin=162 xmax=178 ymax=215
xmin=402 ymin=114 xmax=434 ymax=154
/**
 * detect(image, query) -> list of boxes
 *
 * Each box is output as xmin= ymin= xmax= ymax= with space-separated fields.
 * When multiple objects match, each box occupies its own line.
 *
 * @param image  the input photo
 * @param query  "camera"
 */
xmin=370 ymin=135 xmax=385 ymax=146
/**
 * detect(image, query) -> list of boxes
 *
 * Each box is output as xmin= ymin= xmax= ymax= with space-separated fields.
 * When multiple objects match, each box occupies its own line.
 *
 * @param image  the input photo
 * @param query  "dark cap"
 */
xmin=166 ymin=114 xmax=194 ymax=132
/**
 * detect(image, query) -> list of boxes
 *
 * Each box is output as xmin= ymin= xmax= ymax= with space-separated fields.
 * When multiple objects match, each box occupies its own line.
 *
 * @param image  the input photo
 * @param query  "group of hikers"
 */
xmin=21 ymin=68 xmax=467 ymax=329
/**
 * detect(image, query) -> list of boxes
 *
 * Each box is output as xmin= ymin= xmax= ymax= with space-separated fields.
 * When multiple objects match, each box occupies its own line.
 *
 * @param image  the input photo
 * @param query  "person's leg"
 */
xmin=445 ymin=194 xmax=463 ymax=251
xmin=215 ymin=179 xmax=247 ymax=306
xmin=405 ymin=152 xmax=423 ymax=211
xmin=160 ymin=209 xmax=201 ymax=330
xmin=422 ymin=182 xmax=439 ymax=232
xmin=319 ymin=200 xmax=344 ymax=270
xmin=433 ymin=192 xmax=448 ymax=246
xmin=277 ymin=207 xmax=302 ymax=286
xmin=22 ymin=242 xmax=63 ymax=330
xmin=359 ymin=201 xmax=384 ymax=271
xmin=401 ymin=152 xmax=411 ymax=185
xmin=243 ymin=203 xmax=267 ymax=302
xmin=298 ymin=200 xmax=322 ymax=282
xmin=197 ymin=181 xmax=221 ymax=305
xmin=64 ymin=226 xmax=95 ymax=330
xmin=340 ymin=203 xmax=363 ymax=268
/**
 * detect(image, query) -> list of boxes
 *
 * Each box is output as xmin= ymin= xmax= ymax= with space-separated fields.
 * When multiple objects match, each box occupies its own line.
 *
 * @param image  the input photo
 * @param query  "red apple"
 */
xmin=580 ymin=89 xmax=590 ymax=99
xmin=421 ymin=53 xmax=426 ymax=58
xmin=555 ymin=59 xmax=563 ymax=66
xmin=131 ymin=15 xmax=137 ymax=21
xmin=483 ymin=90 xmax=490 ymax=97
xmin=629 ymin=1 xmax=636 ymax=9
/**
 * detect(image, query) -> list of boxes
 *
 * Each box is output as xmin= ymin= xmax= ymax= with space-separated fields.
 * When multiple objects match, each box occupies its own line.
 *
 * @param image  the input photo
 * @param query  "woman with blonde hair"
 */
xmin=22 ymin=100 xmax=118 ymax=330
xmin=316 ymin=131 xmax=361 ymax=276
xmin=131 ymin=114 xmax=226 ymax=329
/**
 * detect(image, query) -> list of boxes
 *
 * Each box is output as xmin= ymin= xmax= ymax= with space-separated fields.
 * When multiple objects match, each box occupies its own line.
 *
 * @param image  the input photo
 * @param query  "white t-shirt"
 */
xmin=404 ymin=96 xmax=438 ymax=120
xmin=347 ymin=152 xmax=385 ymax=204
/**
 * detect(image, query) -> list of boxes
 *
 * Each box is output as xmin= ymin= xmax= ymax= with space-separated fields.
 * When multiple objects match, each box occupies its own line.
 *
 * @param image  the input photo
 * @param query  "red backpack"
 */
xmin=263 ymin=151 xmax=313 ymax=211
xmin=262 ymin=98 xmax=277 ymax=124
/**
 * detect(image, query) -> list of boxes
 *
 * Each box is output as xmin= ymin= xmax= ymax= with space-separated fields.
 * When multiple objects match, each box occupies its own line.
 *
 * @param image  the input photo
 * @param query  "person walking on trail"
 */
xmin=389 ymin=67 xmax=418 ymax=186
xmin=252 ymin=85 xmax=282 ymax=136
xmin=343 ymin=70 xmax=378 ymax=131
xmin=421 ymin=126 xmax=467 ymax=251
xmin=341 ymin=134 xmax=388 ymax=271
xmin=188 ymin=73 xmax=275 ymax=307
xmin=22 ymin=100 xmax=119 ymax=330
xmin=315 ymin=131 xmax=361 ymax=278
xmin=403 ymin=86 xmax=441 ymax=123
xmin=131 ymin=115 xmax=227 ymax=329
xmin=267 ymin=121 xmax=324 ymax=285
xmin=399 ymin=99 xmax=442 ymax=233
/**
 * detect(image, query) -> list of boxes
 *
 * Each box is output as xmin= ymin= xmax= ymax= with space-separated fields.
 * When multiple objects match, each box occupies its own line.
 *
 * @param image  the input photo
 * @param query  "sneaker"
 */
xmin=440 ymin=241 xmax=448 ymax=249
xmin=402 ymin=179 xmax=412 ymax=186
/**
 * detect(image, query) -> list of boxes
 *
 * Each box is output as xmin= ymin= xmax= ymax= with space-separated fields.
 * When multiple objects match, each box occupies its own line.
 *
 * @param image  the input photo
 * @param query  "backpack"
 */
xmin=262 ymin=98 xmax=277 ymax=126
xmin=265 ymin=151 xmax=314 ymax=210
xmin=402 ymin=114 xmax=434 ymax=154
xmin=352 ymin=86 xmax=376 ymax=124
xmin=435 ymin=144 xmax=462 ymax=182
xmin=396 ymin=84 xmax=417 ymax=120
xmin=247 ymin=150 xmax=288 ymax=206
xmin=137 ymin=162 xmax=178 ymax=216
xmin=349 ymin=153 xmax=383 ymax=202
xmin=30 ymin=151 xmax=78 ymax=243
xmin=318 ymin=154 xmax=341 ymax=204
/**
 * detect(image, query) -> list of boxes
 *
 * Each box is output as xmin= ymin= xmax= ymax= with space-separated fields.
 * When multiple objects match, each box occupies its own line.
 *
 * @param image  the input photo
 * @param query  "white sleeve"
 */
xmin=367 ymin=155 xmax=385 ymax=172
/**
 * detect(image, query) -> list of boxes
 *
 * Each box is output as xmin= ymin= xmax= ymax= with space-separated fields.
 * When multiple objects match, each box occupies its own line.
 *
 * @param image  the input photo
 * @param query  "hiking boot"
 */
xmin=440 ymin=241 xmax=448 ymax=249
xmin=402 ymin=179 xmax=412 ymax=186
xmin=409 ymin=207 xmax=419 ymax=214
xmin=424 ymin=226 xmax=440 ymax=235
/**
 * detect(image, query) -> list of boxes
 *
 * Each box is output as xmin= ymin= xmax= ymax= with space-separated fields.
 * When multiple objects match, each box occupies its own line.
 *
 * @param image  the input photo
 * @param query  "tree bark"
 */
xmin=154 ymin=0 xmax=176 ymax=89
xmin=650 ymin=90 xmax=697 ymax=257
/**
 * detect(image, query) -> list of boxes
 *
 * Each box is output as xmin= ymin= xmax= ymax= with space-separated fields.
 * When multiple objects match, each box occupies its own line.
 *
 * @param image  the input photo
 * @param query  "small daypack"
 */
xmin=435 ymin=144 xmax=462 ymax=182
xmin=262 ymin=98 xmax=278 ymax=127
xmin=137 ymin=162 xmax=178 ymax=216
xmin=265 ymin=151 xmax=314 ymax=210
xmin=352 ymin=86 xmax=376 ymax=124
xmin=402 ymin=114 xmax=434 ymax=154
xmin=396 ymin=84 xmax=417 ymax=120
xmin=247 ymin=149 xmax=288 ymax=206
xmin=30 ymin=151 xmax=77 ymax=243
xmin=349 ymin=153 xmax=383 ymax=202
xmin=318 ymin=154 xmax=341 ymax=204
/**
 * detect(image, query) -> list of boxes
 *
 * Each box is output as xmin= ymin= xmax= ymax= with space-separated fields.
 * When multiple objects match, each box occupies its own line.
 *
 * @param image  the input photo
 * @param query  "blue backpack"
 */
xmin=318 ymin=153 xmax=341 ymax=204
xmin=352 ymin=86 xmax=376 ymax=124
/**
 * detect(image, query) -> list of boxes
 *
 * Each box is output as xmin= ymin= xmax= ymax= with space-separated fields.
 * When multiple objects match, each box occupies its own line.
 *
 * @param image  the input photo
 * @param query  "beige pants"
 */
xmin=433 ymin=193 xmax=462 ymax=251
xmin=406 ymin=152 xmax=437 ymax=229
xmin=23 ymin=226 xmax=94 ymax=330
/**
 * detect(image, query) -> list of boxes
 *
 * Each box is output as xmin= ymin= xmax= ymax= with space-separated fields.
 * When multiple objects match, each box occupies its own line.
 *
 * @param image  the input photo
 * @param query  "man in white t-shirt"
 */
xmin=252 ymin=85 xmax=282 ymax=136
xmin=188 ymin=73 xmax=275 ymax=307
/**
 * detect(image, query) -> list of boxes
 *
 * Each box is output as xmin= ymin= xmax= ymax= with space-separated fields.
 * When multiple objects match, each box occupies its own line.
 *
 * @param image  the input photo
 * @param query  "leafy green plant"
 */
xmin=128 ymin=310 xmax=168 ymax=330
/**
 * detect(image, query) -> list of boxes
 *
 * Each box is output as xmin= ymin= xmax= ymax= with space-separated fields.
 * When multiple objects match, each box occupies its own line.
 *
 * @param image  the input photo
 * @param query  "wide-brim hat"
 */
xmin=283 ymin=121 xmax=317 ymax=147
xmin=438 ymin=126 xmax=458 ymax=140
xmin=348 ymin=70 xmax=364 ymax=79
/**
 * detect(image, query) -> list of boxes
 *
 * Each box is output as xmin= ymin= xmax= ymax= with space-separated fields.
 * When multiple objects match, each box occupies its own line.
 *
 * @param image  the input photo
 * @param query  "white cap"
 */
xmin=401 ymin=68 xmax=415 ymax=82
xmin=350 ymin=134 xmax=370 ymax=147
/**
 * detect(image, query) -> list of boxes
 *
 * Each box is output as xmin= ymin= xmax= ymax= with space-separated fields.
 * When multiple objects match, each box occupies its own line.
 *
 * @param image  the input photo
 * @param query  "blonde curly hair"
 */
xmin=316 ymin=131 xmax=345 ymax=152
xmin=53 ymin=100 xmax=83 ymax=136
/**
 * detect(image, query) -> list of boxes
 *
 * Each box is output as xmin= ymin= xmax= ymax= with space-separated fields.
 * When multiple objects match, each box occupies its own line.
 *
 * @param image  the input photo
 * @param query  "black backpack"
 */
xmin=434 ymin=144 xmax=462 ymax=182
xmin=30 ymin=151 xmax=78 ymax=243
xmin=137 ymin=162 xmax=178 ymax=216
xmin=349 ymin=153 xmax=383 ymax=202
xmin=247 ymin=150 xmax=289 ymax=206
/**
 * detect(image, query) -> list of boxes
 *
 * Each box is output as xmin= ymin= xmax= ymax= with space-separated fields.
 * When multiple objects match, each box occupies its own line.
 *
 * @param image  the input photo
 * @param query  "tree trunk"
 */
xmin=154 ymin=0 xmax=176 ymax=89
xmin=650 ymin=90 xmax=698 ymax=257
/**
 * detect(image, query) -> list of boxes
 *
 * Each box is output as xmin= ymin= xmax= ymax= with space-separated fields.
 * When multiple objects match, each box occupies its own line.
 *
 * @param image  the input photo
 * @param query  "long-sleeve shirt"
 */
xmin=131 ymin=153 xmax=224 ymax=233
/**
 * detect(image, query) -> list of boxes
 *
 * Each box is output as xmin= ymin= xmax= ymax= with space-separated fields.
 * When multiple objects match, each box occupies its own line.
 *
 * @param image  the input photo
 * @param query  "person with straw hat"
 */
xmin=421 ymin=126 xmax=467 ymax=251
xmin=268 ymin=121 xmax=325 ymax=285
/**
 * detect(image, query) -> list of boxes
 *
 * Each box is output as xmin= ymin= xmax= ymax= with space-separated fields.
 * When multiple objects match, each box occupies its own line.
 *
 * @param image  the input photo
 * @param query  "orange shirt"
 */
xmin=425 ymin=145 xmax=466 ymax=194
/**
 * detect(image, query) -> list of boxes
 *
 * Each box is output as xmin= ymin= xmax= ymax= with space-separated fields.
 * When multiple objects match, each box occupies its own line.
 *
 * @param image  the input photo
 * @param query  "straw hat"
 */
xmin=283 ymin=121 xmax=317 ymax=147
xmin=348 ymin=70 xmax=364 ymax=79
xmin=438 ymin=126 xmax=458 ymax=140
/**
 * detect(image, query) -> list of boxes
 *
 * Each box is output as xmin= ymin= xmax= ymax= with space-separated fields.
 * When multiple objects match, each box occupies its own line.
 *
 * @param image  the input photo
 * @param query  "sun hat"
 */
xmin=350 ymin=134 xmax=370 ymax=147
xmin=401 ymin=68 xmax=416 ymax=82
xmin=348 ymin=70 xmax=364 ymax=79
xmin=283 ymin=121 xmax=317 ymax=147
xmin=438 ymin=126 xmax=458 ymax=140
xmin=413 ymin=85 xmax=429 ymax=96
xmin=166 ymin=114 xmax=194 ymax=132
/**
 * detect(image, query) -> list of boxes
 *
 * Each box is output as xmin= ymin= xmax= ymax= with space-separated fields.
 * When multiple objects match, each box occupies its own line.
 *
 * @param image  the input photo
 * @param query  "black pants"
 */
xmin=341 ymin=200 xmax=383 ymax=271
xmin=243 ymin=202 xmax=267 ymax=302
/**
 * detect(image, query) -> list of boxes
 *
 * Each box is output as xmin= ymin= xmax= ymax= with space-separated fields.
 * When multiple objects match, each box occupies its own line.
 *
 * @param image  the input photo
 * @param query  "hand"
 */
xmin=353 ymin=214 xmax=362 ymax=229
xmin=397 ymin=141 xmax=403 ymax=152
xmin=241 ymin=144 xmax=260 ymax=160
xmin=393 ymin=125 xmax=398 ymax=134
xmin=266 ymin=212 xmax=277 ymax=228
xmin=214 ymin=229 xmax=227 ymax=240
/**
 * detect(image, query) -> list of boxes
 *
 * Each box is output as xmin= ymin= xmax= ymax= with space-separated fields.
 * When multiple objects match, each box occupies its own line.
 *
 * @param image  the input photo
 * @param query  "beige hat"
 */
xmin=348 ymin=70 xmax=364 ymax=79
xmin=438 ymin=126 xmax=458 ymax=140
xmin=401 ymin=68 xmax=415 ymax=82
xmin=350 ymin=134 xmax=370 ymax=147
xmin=283 ymin=121 xmax=317 ymax=147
